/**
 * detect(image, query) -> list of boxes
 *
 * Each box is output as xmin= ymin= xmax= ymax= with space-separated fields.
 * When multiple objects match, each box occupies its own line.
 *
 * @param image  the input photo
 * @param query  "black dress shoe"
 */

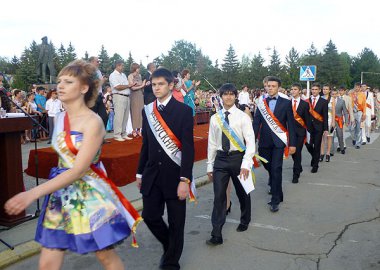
xmin=352 ymin=140 xmax=356 ymax=146
xmin=226 ymin=201 xmax=232 ymax=216
xmin=325 ymin=155 xmax=330 ymax=162
xmin=319 ymin=155 xmax=325 ymax=162
xmin=330 ymin=153 xmax=334 ymax=157
xmin=361 ymin=142 xmax=366 ymax=145
xmin=311 ymin=167 xmax=318 ymax=173
xmin=206 ymin=236 xmax=223 ymax=246
xmin=270 ymin=204 xmax=279 ymax=212
xmin=367 ymin=137 xmax=370 ymax=143
xmin=341 ymin=149 xmax=345 ymax=154
xmin=292 ymin=175 xmax=299 ymax=183
xmin=236 ymin=224 xmax=248 ymax=232
xmin=337 ymin=147 xmax=341 ymax=152
xmin=355 ymin=145 xmax=360 ymax=149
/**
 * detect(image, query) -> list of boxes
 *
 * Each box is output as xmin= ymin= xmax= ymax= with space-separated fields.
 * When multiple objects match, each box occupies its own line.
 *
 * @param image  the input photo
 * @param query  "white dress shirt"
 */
xmin=109 ymin=70 xmax=130 ymax=95
xmin=45 ymin=98 xmax=62 ymax=117
xmin=311 ymin=95 xmax=320 ymax=107
xmin=207 ymin=104 xmax=256 ymax=172
xmin=291 ymin=97 xmax=301 ymax=110
xmin=238 ymin=91 xmax=250 ymax=105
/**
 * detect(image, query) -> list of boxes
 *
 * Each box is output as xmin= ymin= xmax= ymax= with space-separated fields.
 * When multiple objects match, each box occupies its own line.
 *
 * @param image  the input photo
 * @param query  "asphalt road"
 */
xmin=5 ymin=131 xmax=380 ymax=270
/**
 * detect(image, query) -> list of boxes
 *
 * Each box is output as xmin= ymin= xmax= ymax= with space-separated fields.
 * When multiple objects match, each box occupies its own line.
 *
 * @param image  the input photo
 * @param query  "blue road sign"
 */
xmin=299 ymin=65 xmax=317 ymax=81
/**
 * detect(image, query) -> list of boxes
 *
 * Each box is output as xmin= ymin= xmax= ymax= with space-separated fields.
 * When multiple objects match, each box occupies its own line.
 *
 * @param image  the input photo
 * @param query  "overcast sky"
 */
xmin=1 ymin=0 xmax=379 ymax=67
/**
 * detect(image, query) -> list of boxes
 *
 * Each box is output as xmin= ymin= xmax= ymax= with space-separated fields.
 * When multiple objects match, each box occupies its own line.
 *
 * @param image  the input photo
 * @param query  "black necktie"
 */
xmin=267 ymin=96 xmax=277 ymax=101
xmin=158 ymin=104 xmax=165 ymax=111
xmin=222 ymin=111 xmax=230 ymax=152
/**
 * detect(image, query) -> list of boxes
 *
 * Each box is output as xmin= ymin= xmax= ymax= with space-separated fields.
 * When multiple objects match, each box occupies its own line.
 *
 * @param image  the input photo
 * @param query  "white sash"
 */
xmin=257 ymin=98 xmax=288 ymax=146
xmin=144 ymin=102 xmax=182 ymax=166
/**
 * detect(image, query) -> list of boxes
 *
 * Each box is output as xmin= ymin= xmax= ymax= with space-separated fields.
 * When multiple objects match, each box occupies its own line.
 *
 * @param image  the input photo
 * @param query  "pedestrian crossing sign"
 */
xmin=299 ymin=65 xmax=317 ymax=81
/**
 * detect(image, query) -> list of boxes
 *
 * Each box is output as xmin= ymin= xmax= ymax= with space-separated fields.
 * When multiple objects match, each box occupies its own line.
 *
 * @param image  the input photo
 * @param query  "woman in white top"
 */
xmin=320 ymin=85 xmax=335 ymax=162
xmin=45 ymin=89 xmax=62 ymax=144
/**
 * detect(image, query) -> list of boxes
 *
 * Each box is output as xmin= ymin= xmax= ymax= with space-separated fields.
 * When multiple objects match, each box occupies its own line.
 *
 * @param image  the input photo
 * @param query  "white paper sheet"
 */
xmin=237 ymin=171 xmax=255 ymax=195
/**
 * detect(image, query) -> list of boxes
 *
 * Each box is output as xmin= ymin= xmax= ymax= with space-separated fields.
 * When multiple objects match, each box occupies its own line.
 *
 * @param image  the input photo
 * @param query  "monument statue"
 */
xmin=36 ymin=36 xmax=56 ymax=83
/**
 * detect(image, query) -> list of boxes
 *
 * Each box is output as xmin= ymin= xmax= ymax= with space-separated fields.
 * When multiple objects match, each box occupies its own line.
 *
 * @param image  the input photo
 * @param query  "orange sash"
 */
xmin=293 ymin=109 xmax=307 ymax=129
xmin=366 ymin=103 xmax=372 ymax=109
xmin=335 ymin=115 xmax=343 ymax=129
xmin=263 ymin=99 xmax=289 ymax=158
xmin=308 ymin=99 xmax=324 ymax=122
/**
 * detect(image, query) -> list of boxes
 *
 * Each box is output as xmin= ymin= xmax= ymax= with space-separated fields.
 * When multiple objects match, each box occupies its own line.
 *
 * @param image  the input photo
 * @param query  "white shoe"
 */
xmin=122 ymin=135 xmax=133 ymax=140
xmin=114 ymin=137 xmax=126 ymax=142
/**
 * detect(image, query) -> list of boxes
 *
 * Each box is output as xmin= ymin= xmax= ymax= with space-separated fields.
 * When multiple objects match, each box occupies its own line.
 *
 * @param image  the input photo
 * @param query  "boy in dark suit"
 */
xmin=305 ymin=83 xmax=328 ymax=173
xmin=136 ymin=68 xmax=194 ymax=270
xmin=253 ymin=76 xmax=296 ymax=212
xmin=290 ymin=83 xmax=311 ymax=183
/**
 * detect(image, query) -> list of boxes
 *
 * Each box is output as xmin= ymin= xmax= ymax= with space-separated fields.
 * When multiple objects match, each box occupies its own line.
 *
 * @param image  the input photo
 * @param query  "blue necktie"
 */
xmin=222 ymin=111 xmax=230 ymax=152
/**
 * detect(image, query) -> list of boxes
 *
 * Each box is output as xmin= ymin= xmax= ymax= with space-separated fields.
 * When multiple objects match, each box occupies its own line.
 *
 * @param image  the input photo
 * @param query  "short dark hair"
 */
xmin=354 ymin=82 xmax=361 ymax=87
xmin=266 ymin=76 xmax=282 ymax=87
xmin=339 ymin=85 xmax=346 ymax=90
xmin=36 ymin=86 xmax=45 ymax=92
xmin=114 ymin=60 xmax=124 ymax=67
xmin=291 ymin=83 xmax=302 ymax=90
xmin=151 ymin=68 xmax=174 ymax=84
xmin=312 ymin=82 xmax=321 ymax=89
xmin=323 ymin=83 xmax=331 ymax=89
xmin=219 ymin=83 xmax=237 ymax=97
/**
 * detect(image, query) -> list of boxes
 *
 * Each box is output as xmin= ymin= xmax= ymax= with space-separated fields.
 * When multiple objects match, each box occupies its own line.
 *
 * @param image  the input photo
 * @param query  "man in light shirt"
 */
xmin=238 ymin=85 xmax=250 ymax=106
xmin=206 ymin=83 xmax=255 ymax=246
xmin=109 ymin=60 xmax=136 ymax=141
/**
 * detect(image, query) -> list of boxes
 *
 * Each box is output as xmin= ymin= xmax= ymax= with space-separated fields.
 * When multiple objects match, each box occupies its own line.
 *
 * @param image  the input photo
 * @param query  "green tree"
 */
xmin=65 ymin=42 xmax=77 ymax=64
xmin=222 ymin=44 xmax=239 ymax=84
xmin=98 ymin=45 xmax=112 ymax=76
xmin=250 ymin=52 xmax=268 ymax=88
xmin=351 ymin=48 xmax=380 ymax=87
xmin=268 ymin=47 xmax=282 ymax=77
xmin=83 ymin=51 xmax=89 ymax=61
xmin=13 ymin=41 xmax=40 ymax=90
xmin=319 ymin=39 xmax=347 ymax=86
xmin=125 ymin=51 xmax=134 ymax=74
xmin=9 ymin=56 xmax=20 ymax=74
xmin=284 ymin=47 xmax=300 ymax=87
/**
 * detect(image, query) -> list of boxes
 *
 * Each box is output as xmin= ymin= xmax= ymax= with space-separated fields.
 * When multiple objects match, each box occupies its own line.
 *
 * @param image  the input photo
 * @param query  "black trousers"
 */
xmin=306 ymin=129 xmax=323 ymax=169
xmin=91 ymin=93 xmax=108 ymax=128
xmin=259 ymin=146 xmax=284 ymax=205
xmin=142 ymin=183 xmax=186 ymax=270
xmin=291 ymin=135 xmax=305 ymax=177
xmin=211 ymin=151 xmax=251 ymax=238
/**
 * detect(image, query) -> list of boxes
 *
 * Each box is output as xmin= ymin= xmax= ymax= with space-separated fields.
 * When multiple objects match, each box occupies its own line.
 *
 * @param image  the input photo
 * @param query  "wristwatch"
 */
xmin=180 ymin=178 xmax=191 ymax=184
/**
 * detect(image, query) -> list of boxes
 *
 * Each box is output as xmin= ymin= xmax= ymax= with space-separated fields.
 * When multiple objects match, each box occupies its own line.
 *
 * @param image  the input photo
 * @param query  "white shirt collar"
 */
xmin=292 ymin=96 xmax=301 ymax=103
xmin=222 ymin=104 xmax=238 ymax=114
xmin=157 ymin=95 xmax=172 ymax=107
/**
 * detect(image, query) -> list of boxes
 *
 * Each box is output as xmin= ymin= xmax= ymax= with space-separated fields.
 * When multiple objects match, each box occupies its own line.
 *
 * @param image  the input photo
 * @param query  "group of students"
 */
xmin=3 ymin=61 xmax=376 ymax=270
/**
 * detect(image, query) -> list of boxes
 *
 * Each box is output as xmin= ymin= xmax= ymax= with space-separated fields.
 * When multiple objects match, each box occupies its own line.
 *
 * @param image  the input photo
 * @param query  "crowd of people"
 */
xmin=2 ymin=58 xmax=380 ymax=270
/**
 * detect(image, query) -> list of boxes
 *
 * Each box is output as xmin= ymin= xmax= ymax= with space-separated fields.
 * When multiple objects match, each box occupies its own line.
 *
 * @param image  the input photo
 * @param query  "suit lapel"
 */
xmin=273 ymin=96 xmax=283 ymax=116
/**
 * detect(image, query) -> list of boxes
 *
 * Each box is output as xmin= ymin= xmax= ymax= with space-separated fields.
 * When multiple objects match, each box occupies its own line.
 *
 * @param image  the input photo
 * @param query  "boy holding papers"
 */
xmin=206 ymin=83 xmax=256 ymax=246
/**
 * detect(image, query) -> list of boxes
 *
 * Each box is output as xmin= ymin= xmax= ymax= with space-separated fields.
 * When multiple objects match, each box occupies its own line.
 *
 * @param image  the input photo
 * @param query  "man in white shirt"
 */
xmin=45 ymin=90 xmax=62 ymax=144
xmin=206 ymin=83 xmax=256 ymax=246
xmin=361 ymin=83 xmax=375 ymax=144
xmin=238 ymin=85 xmax=250 ymax=106
xmin=109 ymin=60 xmax=135 ymax=141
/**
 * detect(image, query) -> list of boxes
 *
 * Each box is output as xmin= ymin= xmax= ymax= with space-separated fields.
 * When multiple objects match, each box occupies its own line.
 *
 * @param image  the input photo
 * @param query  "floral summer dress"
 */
xmin=35 ymin=112 xmax=141 ymax=254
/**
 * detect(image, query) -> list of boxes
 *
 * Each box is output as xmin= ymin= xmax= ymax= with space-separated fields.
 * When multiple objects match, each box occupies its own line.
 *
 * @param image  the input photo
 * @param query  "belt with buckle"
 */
xmin=217 ymin=150 xmax=244 ymax=156
xmin=114 ymin=93 xmax=130 ymax=97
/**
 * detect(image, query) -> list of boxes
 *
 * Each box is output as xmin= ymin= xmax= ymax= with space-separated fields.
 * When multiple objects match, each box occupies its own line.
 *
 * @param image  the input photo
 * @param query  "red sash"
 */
xmin=63 ymin=113 xmax=141 ymax=247
xmin=335 ymin=115 xmax=343 ymax=129
xmin=308 ymin=99 xmax=324 ymax=122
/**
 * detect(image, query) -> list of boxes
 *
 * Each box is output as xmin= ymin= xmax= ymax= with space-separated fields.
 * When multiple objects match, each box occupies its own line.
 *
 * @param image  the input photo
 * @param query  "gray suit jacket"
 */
xmin=335 ymin=97 xmax=349 ymax=124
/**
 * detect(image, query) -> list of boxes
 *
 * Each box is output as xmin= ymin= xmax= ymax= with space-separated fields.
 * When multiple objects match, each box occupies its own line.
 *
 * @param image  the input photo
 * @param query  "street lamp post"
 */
xmin=360 ymin=71 xmax=380 ymax=84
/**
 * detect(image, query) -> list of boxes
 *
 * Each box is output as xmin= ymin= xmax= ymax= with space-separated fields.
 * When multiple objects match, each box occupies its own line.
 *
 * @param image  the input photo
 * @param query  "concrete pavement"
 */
xmin=1 ymin=131 xmax=380 ymax=269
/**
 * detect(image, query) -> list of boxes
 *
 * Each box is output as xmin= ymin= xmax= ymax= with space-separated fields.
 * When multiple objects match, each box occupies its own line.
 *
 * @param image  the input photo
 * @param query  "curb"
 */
xmin=0 ymin=176 xmax=210 ymax=269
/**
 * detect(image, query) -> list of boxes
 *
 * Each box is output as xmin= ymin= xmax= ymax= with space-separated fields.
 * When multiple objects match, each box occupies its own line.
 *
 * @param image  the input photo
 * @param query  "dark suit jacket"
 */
xmin=307 ymin=97 xmax=328 ymax=132
xmin=137 ymin=97 xmax=195 ymax=199
xmin=294 ymin=99 xmax=312 ymax=137
xmin=143 ymin=72 xmax=154 ymax=100
xmin=253 ymin=96 xmax=296 ymax=148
